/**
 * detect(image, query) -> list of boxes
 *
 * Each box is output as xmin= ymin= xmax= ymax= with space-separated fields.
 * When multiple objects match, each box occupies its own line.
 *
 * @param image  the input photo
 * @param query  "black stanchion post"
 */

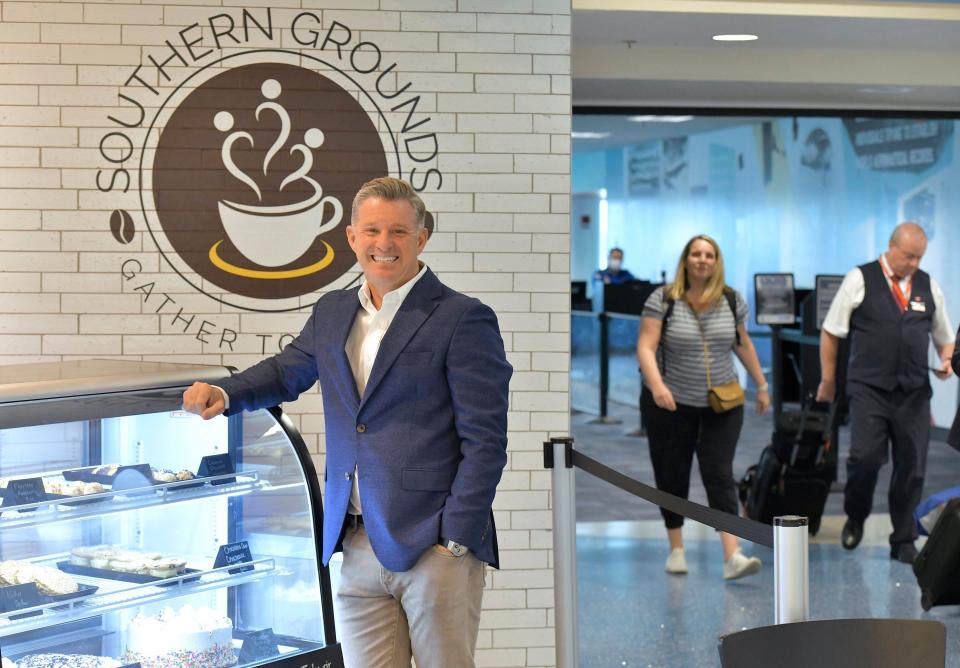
xmin=771 ymin=324 xmax=783 ymax=422
xmin=588 ymin=312 xmax=621 ymax=425
xmin=598 ymin=312 xmax=609 ymax=418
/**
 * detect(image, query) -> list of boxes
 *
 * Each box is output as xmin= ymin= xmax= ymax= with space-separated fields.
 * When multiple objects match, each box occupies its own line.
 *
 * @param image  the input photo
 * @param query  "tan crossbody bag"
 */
xmin=693 ymin=305 xmax=745 ymax=413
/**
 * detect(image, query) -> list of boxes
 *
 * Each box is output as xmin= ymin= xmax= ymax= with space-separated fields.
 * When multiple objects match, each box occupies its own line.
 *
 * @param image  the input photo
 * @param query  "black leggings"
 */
xmin=640 ymin=387 xmax=744 ymax=529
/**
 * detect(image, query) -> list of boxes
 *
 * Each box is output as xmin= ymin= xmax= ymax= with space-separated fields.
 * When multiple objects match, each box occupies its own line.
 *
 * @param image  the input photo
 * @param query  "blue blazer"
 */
xmin=219 ymin=269 xmax=512 ymax=572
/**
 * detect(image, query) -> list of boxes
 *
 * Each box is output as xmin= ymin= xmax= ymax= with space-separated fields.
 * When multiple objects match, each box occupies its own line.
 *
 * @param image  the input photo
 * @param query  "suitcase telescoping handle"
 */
xmin=816 ymin=399 xmax=840 ymax=467
xmin=790 ymin=392 xmax=839 ymax=467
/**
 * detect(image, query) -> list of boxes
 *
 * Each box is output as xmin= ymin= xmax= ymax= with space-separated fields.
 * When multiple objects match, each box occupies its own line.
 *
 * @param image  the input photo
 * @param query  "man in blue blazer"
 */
xmin=183 ymin=177 xmax=512 ymax=667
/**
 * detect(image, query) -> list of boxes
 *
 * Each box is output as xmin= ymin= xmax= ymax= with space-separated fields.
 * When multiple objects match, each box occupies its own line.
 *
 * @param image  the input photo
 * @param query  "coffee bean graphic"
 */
xmin=110 ymin=209 xmax=135 ymax=244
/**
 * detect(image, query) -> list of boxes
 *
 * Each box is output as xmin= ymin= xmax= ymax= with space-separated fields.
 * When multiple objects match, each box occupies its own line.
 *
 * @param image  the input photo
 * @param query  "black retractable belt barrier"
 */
xmin=570 ymin=449 xmax=774 ymax=549
xmin=598 ymin=313 xmax=609 ymax=418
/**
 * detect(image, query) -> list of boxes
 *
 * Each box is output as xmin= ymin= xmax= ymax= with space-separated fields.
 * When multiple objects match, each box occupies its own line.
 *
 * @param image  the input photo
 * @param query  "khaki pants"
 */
xmin=335 ymin=525 xmax=486 ymax=668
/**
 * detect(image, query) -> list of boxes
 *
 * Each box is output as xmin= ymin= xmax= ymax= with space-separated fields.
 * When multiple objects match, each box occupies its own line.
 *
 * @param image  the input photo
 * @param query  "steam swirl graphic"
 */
xmin=212 ymin=78 xmax=343 ymax=270
xmin=213 ymin=79 xmax=327 ymax=201
xmin=213 ymin=111 xmax=260 ymax=200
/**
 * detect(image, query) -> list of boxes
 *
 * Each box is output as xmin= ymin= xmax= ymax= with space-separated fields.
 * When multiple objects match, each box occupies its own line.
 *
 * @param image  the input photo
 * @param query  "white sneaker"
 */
xmin=724 ymin=549 xmax=761 ymax=580
xmin=665 ymin=547 xmax=688 ymax=574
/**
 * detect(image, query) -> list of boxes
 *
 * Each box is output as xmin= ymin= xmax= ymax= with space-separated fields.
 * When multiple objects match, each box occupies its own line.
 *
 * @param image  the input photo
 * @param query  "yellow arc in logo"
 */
xmin=208 ymin=239 xmax=335 ymax=279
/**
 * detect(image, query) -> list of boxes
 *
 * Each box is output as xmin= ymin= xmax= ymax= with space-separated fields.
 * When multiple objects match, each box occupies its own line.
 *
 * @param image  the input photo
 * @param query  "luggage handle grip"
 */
xmin=791 ymin=392 xmax=840 ymax=467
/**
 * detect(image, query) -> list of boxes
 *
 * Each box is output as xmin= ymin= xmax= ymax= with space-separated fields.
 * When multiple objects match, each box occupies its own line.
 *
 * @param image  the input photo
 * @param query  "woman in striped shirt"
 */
xmin=637 ymin=234 xmax=769 ymax=580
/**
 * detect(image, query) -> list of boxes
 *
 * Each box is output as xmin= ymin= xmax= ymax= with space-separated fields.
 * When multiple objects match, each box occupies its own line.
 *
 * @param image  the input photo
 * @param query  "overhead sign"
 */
xmin=843 ymin=118 xmax=952 ymax=173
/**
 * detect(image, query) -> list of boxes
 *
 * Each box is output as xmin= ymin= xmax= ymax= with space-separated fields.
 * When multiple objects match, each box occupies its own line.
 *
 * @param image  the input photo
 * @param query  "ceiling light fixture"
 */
xmin=858 ymin=86 xmax=913 ymax=95
xmin=571 ymin=131 xmax=611 ymax=139
xmin=627 ymin=115 xmax=694 ymax=123
xmin=712 ymin=34 xmax=758 ymax=42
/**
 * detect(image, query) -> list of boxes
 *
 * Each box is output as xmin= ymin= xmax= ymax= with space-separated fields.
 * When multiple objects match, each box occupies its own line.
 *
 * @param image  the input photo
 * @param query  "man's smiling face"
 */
xmin=346 ymin=196 xmax=428 ymax=307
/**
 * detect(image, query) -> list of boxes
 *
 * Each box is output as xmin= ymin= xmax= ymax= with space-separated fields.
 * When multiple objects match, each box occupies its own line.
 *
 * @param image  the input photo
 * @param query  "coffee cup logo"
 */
xmin=212 ymin=79 xmax=343 ymax=272
xmin=150 ymin=62 xmax=390 ymax=307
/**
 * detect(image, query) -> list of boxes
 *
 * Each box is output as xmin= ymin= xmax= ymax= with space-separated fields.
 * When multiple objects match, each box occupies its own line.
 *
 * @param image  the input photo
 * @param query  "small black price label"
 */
xmin=238 ymin=627 xmax=279 ymax=663
xmin=0 ymin=582 xmax=42 ymax=619
xmin=268 ymin=643 xmax=344 ymax=668
xmin=3 ymin=477 xmax=47 ymax=510
xmin=214 ymin=540 xmax=254 ymax=574
xmin=198 ymin=453 xmax=236 ymax=485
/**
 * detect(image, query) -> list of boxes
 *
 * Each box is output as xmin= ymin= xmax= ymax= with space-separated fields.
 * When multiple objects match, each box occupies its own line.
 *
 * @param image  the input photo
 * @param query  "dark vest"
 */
xmin=847 ymin=260 xmax=934 ymax=392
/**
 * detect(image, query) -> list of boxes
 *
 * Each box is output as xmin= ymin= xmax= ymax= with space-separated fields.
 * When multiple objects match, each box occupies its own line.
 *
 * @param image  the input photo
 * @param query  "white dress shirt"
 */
xmin=216 ymin=263 xmax=430 ymax=515
xmin=822 ymin=252 xmax=953 ymax=346
xmin=344 ymin=263 xmax=429 ymax=514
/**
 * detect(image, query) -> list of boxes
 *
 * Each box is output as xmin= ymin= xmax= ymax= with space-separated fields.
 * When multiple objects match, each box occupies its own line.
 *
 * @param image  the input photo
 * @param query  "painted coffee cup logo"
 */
xmin=151 ymin=62 xmax=387 ymax=301
xmin=98 ymin=17 xmax=443 ymax=320
xmin=212 ymin=79 xmax=343 ymax=271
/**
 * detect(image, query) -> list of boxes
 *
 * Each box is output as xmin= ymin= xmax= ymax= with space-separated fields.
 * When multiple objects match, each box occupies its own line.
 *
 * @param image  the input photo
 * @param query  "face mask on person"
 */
xmin=608 ymin=258 xmax=622 ymax=271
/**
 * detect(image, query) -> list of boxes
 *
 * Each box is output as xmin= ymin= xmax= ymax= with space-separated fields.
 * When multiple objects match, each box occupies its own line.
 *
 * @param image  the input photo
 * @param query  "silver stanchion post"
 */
xmin=547 ymin=437 xmax=579 ymax=668
xmin=774 ymin=515 xmax=809 ymax=624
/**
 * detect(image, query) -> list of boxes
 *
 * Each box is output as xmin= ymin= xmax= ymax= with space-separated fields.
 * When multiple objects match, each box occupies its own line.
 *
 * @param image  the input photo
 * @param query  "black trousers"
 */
xmin=641 ymin=387 xmax=744 ymax=529
xmin=844 ymin=381 xmax=930 ymax=546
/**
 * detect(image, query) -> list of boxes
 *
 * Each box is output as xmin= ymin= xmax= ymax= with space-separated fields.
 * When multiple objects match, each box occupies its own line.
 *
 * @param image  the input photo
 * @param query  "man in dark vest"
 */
xmin=817 ymin=222 xmax=954 ymax=565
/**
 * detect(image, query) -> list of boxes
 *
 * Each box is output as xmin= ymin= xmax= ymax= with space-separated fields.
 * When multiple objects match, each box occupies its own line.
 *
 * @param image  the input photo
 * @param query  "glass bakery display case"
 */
xmin=0 ymin=359 xmax=341 ymax=668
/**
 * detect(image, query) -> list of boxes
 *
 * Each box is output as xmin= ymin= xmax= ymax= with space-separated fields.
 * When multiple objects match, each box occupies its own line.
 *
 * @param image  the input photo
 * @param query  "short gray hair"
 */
xmin=351 ymin=177 xmax=426 ymax=229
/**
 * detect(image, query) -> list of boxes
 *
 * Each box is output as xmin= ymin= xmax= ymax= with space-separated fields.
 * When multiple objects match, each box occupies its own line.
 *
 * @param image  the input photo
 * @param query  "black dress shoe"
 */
xmin=891 ymin=543 xmax=919 ymax=565
xmin=841 ymin=518 xmax=864 ymax=550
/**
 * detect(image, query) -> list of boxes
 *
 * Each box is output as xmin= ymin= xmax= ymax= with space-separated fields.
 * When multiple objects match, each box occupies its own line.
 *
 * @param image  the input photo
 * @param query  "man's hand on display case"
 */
xmin=182 ymin=381 xmax=226 ymax=420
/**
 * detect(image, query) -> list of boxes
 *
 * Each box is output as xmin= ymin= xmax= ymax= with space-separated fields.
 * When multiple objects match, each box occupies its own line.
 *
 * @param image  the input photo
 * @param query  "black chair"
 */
xmin=718 ymin=618 xmax=945 ymax=668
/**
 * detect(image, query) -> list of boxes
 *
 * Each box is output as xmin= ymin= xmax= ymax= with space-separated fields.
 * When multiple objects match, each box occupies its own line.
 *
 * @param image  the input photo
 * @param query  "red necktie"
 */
xmin=890 ymin=274 xmax=910 ymax=312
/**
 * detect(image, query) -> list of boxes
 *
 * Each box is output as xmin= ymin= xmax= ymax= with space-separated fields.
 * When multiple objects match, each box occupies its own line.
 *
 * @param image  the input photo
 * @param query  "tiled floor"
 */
xmin=571 ymin=399 xmax=960 ymax=667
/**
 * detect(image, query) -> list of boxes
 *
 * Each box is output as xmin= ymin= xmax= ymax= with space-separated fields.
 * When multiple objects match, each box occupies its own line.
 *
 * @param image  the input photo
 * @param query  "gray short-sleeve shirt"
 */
xmin=642 ymin=287 xmax=748 ymax=407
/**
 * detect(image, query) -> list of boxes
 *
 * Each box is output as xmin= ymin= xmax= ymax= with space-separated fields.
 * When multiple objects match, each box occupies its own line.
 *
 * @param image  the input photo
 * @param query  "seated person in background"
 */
xmin=593 ymin=247 xmax=635 ymax=285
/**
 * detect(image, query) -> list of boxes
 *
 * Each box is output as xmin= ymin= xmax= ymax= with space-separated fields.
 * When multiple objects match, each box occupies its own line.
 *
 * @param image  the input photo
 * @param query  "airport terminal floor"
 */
xmin=572 ymin=399 xmax=960 ymax=667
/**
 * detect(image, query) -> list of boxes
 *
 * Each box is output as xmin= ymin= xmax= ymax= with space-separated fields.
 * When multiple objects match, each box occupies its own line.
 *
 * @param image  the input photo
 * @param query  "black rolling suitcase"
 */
xmin=771 ymin=407 xmax=834 ymax=469
xmin=913 ymin=497 xmax=960 ymax=610
xmin=740 ymin=398 xmax=836 ymax=535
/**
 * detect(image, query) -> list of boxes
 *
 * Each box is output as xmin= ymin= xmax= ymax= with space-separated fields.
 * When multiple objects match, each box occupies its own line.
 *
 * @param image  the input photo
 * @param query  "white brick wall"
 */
xmin=0 ymin=2 xmax=571 ymax=666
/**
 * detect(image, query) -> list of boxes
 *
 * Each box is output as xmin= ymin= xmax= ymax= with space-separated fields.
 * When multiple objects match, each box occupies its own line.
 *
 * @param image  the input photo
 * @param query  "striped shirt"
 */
xmin=642 ymin=286 xmax=749 ymax=408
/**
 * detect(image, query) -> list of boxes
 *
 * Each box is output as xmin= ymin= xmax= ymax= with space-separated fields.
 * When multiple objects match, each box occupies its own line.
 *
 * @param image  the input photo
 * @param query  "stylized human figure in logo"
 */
xmin=212 ymin=78 xmax=343 ymax=274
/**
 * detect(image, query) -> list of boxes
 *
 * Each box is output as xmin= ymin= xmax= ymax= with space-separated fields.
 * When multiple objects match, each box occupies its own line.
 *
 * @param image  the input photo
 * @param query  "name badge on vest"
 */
xmin=910 ymin=299 xmax=926 ymax=312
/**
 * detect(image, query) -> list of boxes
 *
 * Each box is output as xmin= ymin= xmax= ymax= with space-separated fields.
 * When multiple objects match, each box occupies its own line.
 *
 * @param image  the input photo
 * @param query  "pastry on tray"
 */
xmin=151 ymin=467 xmax=196 ymax=483
xmin=68 ymin=545 xmax=188 ymax=579
xmin=0 ymin=559 xmax=79 ymax=595
xmin=90 ymin=464 xmax=119 ymax=477
xmin=43 ymin=480 xmax=106 ymax=496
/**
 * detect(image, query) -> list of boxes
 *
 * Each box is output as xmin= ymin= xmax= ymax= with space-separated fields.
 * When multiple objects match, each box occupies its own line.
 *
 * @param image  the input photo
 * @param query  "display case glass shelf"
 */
xmin=0 ymin=359 xmax=342 ymax=668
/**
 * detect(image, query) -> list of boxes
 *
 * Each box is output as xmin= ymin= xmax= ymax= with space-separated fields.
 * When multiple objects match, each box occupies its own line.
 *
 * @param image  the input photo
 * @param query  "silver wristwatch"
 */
xmin=441 ymin=538 xmax=468 ymax=557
